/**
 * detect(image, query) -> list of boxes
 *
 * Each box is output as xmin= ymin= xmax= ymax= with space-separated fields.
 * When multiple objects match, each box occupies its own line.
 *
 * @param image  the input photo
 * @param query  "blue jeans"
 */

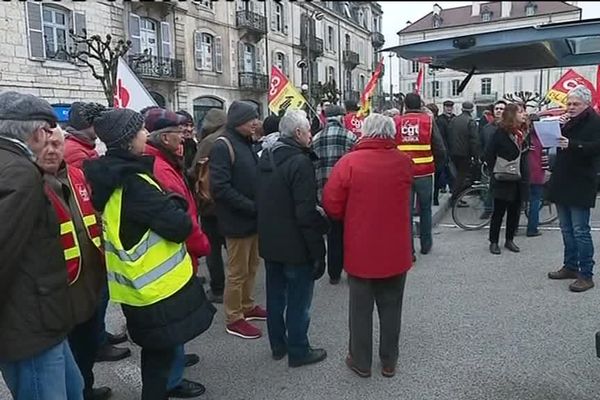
xmin=0 ymin=340 xmax=84 ymax=400
xmin=167 ymin=345 xmax=185 ymax=390
xmin=411 ymin=175 xmax=433 ymax=253
xmin=265 ymin=261 xmax=315 ymax=361
xmin=557 ymin=205 xmax=595 ymax=278
xmin=527 ymin=184 xmax=544 ymax=235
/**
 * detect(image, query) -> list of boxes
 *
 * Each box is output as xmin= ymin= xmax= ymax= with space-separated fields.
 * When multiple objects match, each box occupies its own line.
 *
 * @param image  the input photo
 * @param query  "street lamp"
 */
xmin=305 ymin=10 xmax=324 ymax=108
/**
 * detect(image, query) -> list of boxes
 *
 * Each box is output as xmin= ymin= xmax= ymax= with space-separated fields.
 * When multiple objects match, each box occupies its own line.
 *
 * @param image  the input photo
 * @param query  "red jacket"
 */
xmin=64 ymin=135 xmax=98 ymax=169
xmin=323 ymin=138 xmax=414 ymax=279
xmin=144 ymin=144 xmax=210 ymax=272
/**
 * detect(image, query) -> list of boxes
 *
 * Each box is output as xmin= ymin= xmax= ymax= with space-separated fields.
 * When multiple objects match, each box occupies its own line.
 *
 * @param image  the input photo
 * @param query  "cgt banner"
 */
xmin=546 ymin=68 xmax=597 ymax=108
xmin=268 ymin=65 xmax=306 ymax=115
xmin=113 ymin=57 xmax=157 ymax=111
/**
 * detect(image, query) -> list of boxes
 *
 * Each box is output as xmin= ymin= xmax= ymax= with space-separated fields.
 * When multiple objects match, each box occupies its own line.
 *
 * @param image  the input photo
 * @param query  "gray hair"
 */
xmin=0 ymin=119 xmax=46 ymax=142
xmin=279 ymin=109 xmax=310 ymax=138
xmin=383 ymin=108 xmax=400 ymax=118
xmin=361 ymin=113 xmax=395 ymax=139
xmin=567 ymin=85 xmax=593 ymax=105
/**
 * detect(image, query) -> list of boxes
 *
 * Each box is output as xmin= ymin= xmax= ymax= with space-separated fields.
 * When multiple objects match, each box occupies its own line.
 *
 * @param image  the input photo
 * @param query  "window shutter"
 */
xmin=238 ymin=42 xmax=245 ymax=72
xmin=160 ymin=22 xmax=171 ymax=58
xmin=72 ymin=12 xmax=87 ymax=63
xmin=270 ymin=2 xmax=277 ymax=31
xmin=194 ymin=32 xmax=203 ymax=70
xmin=255 ymin=45 xmax=263 ymax=74
xmin=129 ymin=14 xmax=141 ymax=54
xmin=283 ymin=53 xmax=288 ymax=76
xmin=215 ymin=36 xmax=223 ymax=73
xmin=26 ymin=2 xmax=44 ymax=59
xmin=282 ymin=4 xmax=288 ymax=34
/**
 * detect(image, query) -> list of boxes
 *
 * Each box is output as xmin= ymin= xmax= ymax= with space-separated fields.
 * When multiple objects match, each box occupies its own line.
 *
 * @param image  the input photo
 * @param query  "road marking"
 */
xmin=438 ymin=224 xmax=600 ymax=231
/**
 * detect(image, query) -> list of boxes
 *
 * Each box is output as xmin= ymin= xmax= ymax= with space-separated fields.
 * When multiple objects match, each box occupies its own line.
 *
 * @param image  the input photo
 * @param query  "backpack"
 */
xmin=193 ymin=136 xmax=235 ymax=212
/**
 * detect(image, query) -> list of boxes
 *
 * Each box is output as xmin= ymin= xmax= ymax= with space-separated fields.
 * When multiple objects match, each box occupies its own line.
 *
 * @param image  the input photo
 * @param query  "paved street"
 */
xmin=3 ymin=211 xmax=600 ymax=399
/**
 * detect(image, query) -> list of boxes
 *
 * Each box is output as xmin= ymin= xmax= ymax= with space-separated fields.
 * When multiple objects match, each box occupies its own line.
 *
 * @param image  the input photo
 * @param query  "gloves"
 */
xmin=167 ymin=192 xmax=189 ymax=212
xmin=312 ymin=258 xmax=326 ymax=281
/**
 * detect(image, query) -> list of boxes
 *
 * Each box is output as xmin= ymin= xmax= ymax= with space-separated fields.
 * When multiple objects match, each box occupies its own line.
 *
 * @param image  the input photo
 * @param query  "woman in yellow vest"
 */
xmin=82 ymin=107 xmax=216 ymax=400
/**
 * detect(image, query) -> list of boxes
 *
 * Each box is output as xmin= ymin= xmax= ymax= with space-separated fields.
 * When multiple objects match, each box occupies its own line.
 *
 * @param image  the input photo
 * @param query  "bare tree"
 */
xmin=503 ymin=91 xmax=550 ymax=111
xmin=63 ymin=28 xmax=132 ymax=106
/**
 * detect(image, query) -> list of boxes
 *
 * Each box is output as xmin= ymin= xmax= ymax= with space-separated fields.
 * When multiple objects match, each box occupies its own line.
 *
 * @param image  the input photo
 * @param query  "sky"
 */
xmin=380 ymin=1 xmax=600 ymax=93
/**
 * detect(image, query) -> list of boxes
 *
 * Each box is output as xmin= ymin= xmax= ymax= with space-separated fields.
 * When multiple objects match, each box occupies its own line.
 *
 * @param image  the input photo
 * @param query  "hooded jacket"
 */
xmin=257 ymin=137 xmax=328 ymax=265
xmin=83 ymin=150 xmax=215 ymax=348
xmin=64 ymin=128 xmax=98 ymax=169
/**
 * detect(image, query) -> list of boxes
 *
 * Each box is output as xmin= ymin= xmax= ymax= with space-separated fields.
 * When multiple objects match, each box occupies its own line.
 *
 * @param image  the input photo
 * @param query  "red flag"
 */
xmin=357 ymin=57 xmax=384 ymax=117
xmin=596 ymin=65 xmax=600 ymax=111
xmin=547 ymin=68 xmax=597 ymax=108
xmin=414 ymin=64 xmax=424 ymax=94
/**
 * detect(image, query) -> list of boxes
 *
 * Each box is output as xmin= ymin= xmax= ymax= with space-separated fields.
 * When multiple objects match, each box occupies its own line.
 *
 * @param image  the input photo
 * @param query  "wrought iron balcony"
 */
xmin=343 ymin=50 xmax=360 ymax=69
xmin=300 ymin=35 xmax=324 ymax=58
xmin=371 ymin=31 xmax=385 ymax=49
xmin=236 ymin=10 xmax=267 ymax=37
xmin=128 ymin=55 xmax=184 ymax=81
xmin=239 ymin=72 xmax=268 ymax=92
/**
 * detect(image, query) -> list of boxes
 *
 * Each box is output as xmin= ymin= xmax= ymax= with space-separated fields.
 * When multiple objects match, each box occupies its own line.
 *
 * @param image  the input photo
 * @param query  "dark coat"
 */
xmin=547 ymin=108 xmax=600 ymax=208
xmin=485 ymin=128 xmax=529 ymax=203
xmin=436 ymin=113 xmax=454 ymax=148
xmin=257 ymin=137 xmax=328 ymax=265
xmin=448 ymin=111 xmax=480 ymax=158
xmin=0 ymin=138 xmax=74 ymax=362
xmin=209 ymin=127 xmax=258 ymax=238
xmin=83 ymin=150 xmax=215 ymax=349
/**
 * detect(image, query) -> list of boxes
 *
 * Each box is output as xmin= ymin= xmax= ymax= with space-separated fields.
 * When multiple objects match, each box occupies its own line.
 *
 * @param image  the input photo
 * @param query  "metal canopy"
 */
xmin=384 ymin=18 xmax=600 ymax=74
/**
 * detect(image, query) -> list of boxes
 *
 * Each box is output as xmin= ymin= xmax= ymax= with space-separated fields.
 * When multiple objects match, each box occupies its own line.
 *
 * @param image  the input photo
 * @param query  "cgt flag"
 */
xmin=357 ymin=57 xmax=384 ymax=118
xmin=414 ymin=63 xmax=424 ymax=94
xmin=268 ymin=65 xmax=306 ymax=115
xmin=546 ymin=68 xmax=597 ymax=109
xmin=113 ymin=57 xmax=157 ymax=111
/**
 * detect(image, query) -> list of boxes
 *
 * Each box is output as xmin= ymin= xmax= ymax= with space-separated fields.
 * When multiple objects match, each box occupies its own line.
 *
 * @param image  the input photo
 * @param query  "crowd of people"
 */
xmin=1 ymin=83 xmax=599 ymax=400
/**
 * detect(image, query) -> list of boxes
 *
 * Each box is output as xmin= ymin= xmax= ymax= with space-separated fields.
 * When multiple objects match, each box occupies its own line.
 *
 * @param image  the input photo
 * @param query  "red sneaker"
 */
xmin=225 ymin=319 xmax=262 ymax=339
xmin=244 ymin=305 xmax=267 ymax=321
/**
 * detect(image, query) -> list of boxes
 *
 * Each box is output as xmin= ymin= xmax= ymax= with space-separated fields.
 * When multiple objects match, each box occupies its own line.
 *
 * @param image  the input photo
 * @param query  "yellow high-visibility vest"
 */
xmin=102 ymin=173 xmax=192 ymax=306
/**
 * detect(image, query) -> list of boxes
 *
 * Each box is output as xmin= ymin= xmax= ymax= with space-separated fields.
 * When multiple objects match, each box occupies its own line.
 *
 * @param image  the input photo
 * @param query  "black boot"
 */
xmin=184 ymin=353 xmax=200 ymax=368
xmin=107 ymin=332 xmax=127 ymax=345
xmin=167 ymin=379 xmax=206 ymax=398
xmin=288 ymin=348 xmax=327 ymax=368
xmin=95 ymin=344 xmax=131 ymax=362
xmin=504 ymin=240 xmax=520 ymax=253
xmin=489 ymin=243 xmax=501 ymax=255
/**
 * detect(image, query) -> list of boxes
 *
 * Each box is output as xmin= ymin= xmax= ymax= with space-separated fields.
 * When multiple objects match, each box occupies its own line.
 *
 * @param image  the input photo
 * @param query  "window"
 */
xmin=274 ymin=2 xmax=283 ymax=32
xmin=243 ymin=44 xmax=255 ymax=72
xmin=195 ymin=0 xmax=214 ymax=9
xmin=345 ymin=34 xmax=351 ymax=52
xmin=360 ymin=74 xmax=366 ymax=90
xmin=411 ymin=60 xmax=420 ymax=74
xmin=274 ymin=51 xmax=287 ymax=75
xmin=327 ymin=66 xmax=335 ymax=83
xmin=43 ymin=6 xmax=68 ymax=60
xmin=451 ymin=79 xmax=460 ymax=97
xmin=525 ymin=4 xmax=536 ymax=16
xmin=140 ymin=18 xmax=158 ymax=56
xmin=482 ymin=11 xmax=492 ymax=22
xmin=327 ymin=26 xmax=335 ymax=52
xmin=129 ymin=15 xmax=172 ymax=59
xmin=431 ymin=80 xmax=440 ymax=98
xmin=481 ymin=78 xmax=492 ymax=95
xmin=194 ymin=32 xmax=223 ymax=72
xmin=373 ymin=18 xmax=379 ymax=33
xmin=514 ymin=75 xmax=523 ymax=92
xmin=345 ymin=69 xmax=352 ymax=92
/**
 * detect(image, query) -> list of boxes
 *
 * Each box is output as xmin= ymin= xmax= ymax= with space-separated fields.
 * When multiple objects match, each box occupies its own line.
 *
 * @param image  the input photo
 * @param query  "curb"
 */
xmin=414 ymin=193 xmax=452 ymax=236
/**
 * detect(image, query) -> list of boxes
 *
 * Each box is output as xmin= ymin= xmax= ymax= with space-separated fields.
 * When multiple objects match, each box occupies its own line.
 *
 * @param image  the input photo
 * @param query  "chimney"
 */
xmin=433 ymin=3 xmax=442 ymax=16
xmin=501 ymin=1 xmax=512 ymax=18
xmin=471 ymin=2 xmax=481 ymax=17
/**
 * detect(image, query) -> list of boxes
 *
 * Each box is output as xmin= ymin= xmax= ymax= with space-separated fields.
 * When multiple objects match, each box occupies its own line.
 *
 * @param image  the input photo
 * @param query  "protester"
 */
xmin=448 ymin=101 xmax=480 ymax=203
xmin=383 ymin=108 xmax=400 ymax=118
xmin=143 ymin=108 xmax=212 ymax=398
xmin=257 ymin=115 xmax=281 ymax=157
xmin=396 ymin=93 xmax=446 ymax=257
xmin=0 ymin=91 xmax=83 ymax=399
xmin=425 ymin=103 xmax=439 ymax=118
xmin=312 ymin=104 xmax=357 ymax=284
xmin=547 ymin=85 xmax=600 ymax=292
xmin=64 ymin=102 xmax=132 ymax=364
xmin=481 ymin=100 xmax=506 ymax=152
xmin=195 ymin=108 xmax=227 ymax=304
xmin=256 ymin=109 xmax=329 ymax=367
xmin=83 ymin=107 xmax=215 ymax=400
xmin=478 ymin=103 xmax=495 ymax=139
xmin=176 ymin=110 xmax=198 ymax=174
xmin=36 ymin=127 xmax=111 ymax=400
xmin=436 ymin=100 xmax=456 ymax=193
xmin=485 ymin=103 xmax=529 ymax=255
xmin=210 ymin=101 xmax=266 ymax=339
xmin=526 ymin=114 xmax=547 ymax=238
xmin=323 ymin=113 xmax=413 ymax=378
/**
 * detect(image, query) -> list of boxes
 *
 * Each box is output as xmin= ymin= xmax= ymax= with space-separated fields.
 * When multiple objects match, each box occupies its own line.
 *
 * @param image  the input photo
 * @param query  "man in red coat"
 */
xmin=143 ymin=108 xmax=211 ymax=398
xmin=323 ymin=113 xmax=413 ymax=379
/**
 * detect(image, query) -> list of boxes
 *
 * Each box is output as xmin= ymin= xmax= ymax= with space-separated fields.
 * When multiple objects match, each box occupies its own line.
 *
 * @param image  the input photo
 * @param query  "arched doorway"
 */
xmin=193 ymin=96 xmax=225 ymax=130
xmin=149 ymin=91 xmax=166 ymax=108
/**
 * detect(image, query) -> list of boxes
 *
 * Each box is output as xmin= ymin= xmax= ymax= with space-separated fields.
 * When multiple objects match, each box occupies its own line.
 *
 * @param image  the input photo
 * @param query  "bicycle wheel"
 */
xmin=524 ymin=200 xmax=558 ymax=225
xmin=452 ymin=186 xmax=492 ymax=230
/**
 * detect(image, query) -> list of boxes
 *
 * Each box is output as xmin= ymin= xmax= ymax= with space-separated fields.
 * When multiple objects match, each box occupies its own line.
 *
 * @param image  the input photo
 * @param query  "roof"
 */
xmin=385 ymin=18 xmax=600 ymax=74
xmin=399 ymin=1 xmax=581 ymax=34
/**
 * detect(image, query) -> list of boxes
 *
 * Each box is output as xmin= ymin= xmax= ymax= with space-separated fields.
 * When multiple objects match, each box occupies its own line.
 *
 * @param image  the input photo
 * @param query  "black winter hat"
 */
xmin=90 ymin=108 xmax=144 ymax=148
xmin=227 ymin=101 xmax=258 ymax=128
xmin=68 ymin=102 xmax=105 ymax=130
xmin=263 ymin=115 xmax=281 ymax=135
